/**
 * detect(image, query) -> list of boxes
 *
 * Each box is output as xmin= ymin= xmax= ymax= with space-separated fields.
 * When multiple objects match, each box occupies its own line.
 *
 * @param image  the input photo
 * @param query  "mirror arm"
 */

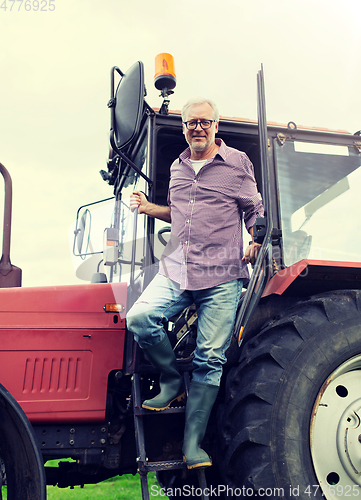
xmin=144 ymin=100 xmax=156 ymax=116
xmin=109 ymin=130 xmax=153 ymax=187
xmin=110 ymin=66 xmax=154 ymax=116
xmin=111 ymin=66 xmax=124 ymax=94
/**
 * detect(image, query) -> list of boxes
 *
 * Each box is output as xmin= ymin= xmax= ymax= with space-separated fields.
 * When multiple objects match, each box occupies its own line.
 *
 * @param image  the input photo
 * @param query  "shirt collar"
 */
xmin=179 ymin=138 xmax=226 ymax=163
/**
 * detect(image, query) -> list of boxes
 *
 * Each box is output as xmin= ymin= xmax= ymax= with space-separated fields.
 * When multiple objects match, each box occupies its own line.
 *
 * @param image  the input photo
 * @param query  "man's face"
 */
xmin=183 ymin=103 xmax=219 ymax=153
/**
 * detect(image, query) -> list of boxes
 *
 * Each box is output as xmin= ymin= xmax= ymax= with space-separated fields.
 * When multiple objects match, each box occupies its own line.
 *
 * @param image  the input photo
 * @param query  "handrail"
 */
xmin=129 ymin=207 xmax=142 ymax=296
xmin=234 ymin=66 xmax=273 ymax=345
xmin=234 ymin=236 xmax=272 ymax=345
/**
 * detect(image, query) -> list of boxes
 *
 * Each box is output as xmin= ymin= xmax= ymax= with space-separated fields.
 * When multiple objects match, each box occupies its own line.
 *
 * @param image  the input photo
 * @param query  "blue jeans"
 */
xmin=126 ymin=274 xmax=243 ymax=386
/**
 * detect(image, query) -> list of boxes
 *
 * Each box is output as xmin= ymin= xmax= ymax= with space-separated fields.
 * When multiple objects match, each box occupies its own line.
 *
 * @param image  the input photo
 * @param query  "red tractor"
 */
xmin=1 ymin=54 xmax=361 ymax=499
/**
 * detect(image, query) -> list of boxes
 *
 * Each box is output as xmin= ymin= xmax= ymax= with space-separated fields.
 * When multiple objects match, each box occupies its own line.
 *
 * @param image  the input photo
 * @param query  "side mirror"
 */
xmin=109 ymin=61 xmax=145 ymax=151
xmin=75 ymin=209 xmax=91 ymax=256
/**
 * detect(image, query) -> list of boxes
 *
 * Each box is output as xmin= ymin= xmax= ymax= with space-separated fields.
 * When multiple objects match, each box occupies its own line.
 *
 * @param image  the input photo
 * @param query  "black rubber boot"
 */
xmin=182 ymin=380 xmax=219 ymax=469
xmin=142 ymin=335 xmax=185 ymax=411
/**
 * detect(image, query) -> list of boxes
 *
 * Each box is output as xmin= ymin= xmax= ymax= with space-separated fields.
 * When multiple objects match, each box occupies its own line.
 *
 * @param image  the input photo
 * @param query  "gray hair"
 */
xmin=181 ymin=97 xmax=219 ymax=123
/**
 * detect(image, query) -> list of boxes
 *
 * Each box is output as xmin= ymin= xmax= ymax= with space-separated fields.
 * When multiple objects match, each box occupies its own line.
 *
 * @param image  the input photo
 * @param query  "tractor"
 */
xmin=1 ymin=53 xmax=361 ymax=499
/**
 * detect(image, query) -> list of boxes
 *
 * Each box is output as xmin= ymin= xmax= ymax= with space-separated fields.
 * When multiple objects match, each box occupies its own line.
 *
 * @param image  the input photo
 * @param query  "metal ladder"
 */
xmin=132 ymin=371 xmax=210 ymax=500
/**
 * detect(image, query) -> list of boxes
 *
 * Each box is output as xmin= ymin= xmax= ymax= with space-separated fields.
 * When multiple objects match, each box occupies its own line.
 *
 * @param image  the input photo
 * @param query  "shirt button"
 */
xmin=186 ymin=219 xmax=190 ymax=223
xmin=190 ymin=200 xmax=194 ymax=203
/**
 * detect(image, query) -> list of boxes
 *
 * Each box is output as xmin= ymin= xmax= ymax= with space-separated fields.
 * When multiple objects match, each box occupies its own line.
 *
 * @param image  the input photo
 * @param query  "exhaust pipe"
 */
xmin=0 ymin=162 xmax=22 ymax=287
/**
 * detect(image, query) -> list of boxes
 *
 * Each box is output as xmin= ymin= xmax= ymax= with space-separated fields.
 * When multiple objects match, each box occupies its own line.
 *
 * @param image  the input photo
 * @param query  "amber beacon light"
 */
xmin=154 ymin=53 xmax=176 ymax=94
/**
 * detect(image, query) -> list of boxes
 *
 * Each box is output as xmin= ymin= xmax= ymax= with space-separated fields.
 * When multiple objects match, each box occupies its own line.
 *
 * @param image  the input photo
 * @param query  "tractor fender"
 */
xmin=263 ymin=259 xmax=361 ymax=298
xmin=0 ymin=382 xmax=46 ymax=499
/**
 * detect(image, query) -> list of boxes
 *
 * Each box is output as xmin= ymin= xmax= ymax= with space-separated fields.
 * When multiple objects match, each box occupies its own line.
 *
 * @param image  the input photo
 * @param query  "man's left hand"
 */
xmin=242 ymin=242 xmax=262 ymax=265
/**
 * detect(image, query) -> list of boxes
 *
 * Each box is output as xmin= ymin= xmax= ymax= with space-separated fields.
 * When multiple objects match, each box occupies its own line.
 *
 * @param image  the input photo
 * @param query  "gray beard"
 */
xmin=190 ymin=139 xmax=209 ymax=151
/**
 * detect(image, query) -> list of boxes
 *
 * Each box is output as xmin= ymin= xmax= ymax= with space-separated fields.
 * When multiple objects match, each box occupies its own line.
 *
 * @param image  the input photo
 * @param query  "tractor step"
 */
xmin=132 ymin=370 xmax=210 ymax=500
xmin=138 ymin=459 xmax=186 ymax=473
xmin=133 ymin=405 xmax=186 ymax=416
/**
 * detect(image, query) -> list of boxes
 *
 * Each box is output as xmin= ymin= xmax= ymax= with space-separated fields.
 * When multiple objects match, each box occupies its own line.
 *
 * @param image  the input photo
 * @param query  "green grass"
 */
xmin=1 ymin=462 xmax=161 ymax=499
xmin=46 ymin=472 xmax=159 ymax=500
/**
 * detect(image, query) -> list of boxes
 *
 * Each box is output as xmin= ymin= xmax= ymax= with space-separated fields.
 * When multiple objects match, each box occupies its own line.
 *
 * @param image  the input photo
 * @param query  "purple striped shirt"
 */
xmin=159 ymin=138 xmax=264 ymax=290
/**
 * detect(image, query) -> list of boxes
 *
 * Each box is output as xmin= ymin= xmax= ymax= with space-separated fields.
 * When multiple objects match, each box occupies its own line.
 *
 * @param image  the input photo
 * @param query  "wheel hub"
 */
xmin=311 ymin=356 xmax=361 ymax=498
xmin=337 ymin=401 xmax=361 ymax=478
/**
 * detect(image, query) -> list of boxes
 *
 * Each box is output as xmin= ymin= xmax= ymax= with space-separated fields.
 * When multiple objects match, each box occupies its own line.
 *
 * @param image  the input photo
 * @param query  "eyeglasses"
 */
xmin=183 ymin=119 xmax=216 ymax=130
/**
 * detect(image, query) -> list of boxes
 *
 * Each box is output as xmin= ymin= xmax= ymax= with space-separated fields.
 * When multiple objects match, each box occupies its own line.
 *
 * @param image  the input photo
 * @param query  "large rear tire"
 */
xmin=218 ymin=290 xmax=361 ymax=499
xmin=0 ymin=383 xmax=46 ymax=500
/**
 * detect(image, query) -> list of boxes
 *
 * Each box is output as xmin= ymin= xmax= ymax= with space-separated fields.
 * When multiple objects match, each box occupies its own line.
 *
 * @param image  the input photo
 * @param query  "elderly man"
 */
xmin=127 ymin=97 xmax=264 ymax=469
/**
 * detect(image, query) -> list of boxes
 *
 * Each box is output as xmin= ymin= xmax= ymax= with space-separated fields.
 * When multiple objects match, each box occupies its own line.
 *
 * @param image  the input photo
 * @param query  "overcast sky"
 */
xmin=1 ymin=0 xmax=360 ymax=287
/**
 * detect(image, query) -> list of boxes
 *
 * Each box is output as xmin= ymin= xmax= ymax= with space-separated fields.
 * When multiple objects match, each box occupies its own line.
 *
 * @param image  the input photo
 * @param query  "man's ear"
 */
xmin=182 ymin=123 xmax=186 ymax=136
xmin=215 ymin=121 xmax=219 ymax=134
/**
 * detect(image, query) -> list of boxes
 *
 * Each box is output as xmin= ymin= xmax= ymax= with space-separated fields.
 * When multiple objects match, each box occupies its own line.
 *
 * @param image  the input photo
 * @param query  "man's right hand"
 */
xmin=130 ymin=191 xmax=172 ymax=223
xmin=130 ymin=191 xmax=148 ymax=214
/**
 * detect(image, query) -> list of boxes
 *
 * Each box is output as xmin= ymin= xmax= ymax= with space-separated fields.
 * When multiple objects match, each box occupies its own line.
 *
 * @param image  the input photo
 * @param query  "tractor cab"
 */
xmin=70 ymin=53 xmax=361 ymax=499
